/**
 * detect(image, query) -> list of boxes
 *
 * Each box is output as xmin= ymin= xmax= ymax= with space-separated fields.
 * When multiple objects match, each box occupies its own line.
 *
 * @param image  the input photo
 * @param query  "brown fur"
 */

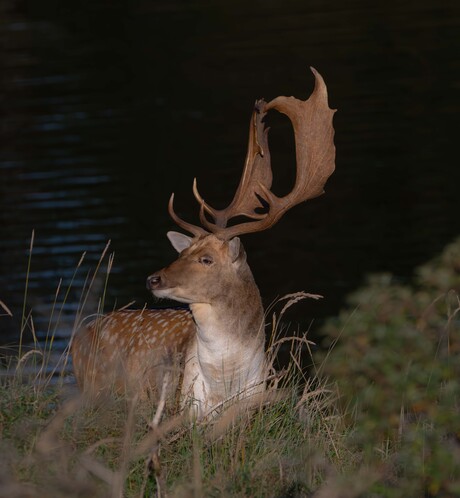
xmin=71 ymin=308 xmax=195 ymax=399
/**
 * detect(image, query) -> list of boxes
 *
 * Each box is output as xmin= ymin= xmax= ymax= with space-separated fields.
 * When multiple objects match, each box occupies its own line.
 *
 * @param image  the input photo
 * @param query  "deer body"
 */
xmin=71 ymin=68 xmax=336 ymax=418
xmin=72 ymin=234 xmax=266 ymax=417
xmin=71 ymin=308 xmax=196 ymax=397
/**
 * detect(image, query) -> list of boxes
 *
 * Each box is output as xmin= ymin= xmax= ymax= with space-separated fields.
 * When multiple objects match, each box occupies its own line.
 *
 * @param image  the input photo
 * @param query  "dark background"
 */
xmin=1 ymin=0 xmax=459 ymax=347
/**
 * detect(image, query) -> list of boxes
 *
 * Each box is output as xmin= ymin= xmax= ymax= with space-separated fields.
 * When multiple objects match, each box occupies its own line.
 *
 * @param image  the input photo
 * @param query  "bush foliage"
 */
xmin=320 ymin=237 xmax=460 ymax=496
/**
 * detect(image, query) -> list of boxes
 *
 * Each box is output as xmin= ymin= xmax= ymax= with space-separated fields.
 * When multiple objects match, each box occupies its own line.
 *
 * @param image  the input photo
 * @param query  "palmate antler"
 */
xmin=168 ymin=67 xmax=336 ymax=240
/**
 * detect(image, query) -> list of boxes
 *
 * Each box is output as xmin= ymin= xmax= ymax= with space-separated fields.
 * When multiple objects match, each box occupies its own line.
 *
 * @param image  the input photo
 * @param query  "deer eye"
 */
xmin=199 ymin=255 xmax=214 ymax=266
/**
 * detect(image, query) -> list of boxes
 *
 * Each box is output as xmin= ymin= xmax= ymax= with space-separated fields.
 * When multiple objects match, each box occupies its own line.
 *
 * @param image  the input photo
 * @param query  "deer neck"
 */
xmin=186 ymin=279 xmax=265 ymax=410
xmin=190 ymin=300 xmax=263 ymax=347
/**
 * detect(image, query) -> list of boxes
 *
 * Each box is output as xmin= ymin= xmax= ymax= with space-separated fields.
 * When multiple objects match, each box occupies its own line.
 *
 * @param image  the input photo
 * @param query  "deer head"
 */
xmin=147 ymin=233 xmax=248 ymax=304
xmin=147 ymin=67 xmax=336 ymax=305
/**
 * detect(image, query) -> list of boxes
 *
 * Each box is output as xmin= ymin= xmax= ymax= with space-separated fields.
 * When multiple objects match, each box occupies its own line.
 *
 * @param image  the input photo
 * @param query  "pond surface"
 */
xmin=1 ymin=0 xmax=459 ymax=353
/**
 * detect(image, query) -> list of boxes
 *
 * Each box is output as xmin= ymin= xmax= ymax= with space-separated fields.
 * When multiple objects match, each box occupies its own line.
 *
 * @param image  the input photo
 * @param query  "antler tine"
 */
xmin=168 ymin=193 xmax=208 ymax=237
xmin=192 ymin=178 xmax=227 ymax=230
xmin=193 ymin=178 xmax=214 ymax=218
xmin=211 ymin=67 xmax=336 ymax=240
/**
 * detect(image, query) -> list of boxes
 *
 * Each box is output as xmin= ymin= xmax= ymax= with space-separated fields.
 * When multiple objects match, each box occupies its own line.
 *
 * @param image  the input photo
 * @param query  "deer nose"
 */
xmin=146 ymin=273 xmax=162 ymax=290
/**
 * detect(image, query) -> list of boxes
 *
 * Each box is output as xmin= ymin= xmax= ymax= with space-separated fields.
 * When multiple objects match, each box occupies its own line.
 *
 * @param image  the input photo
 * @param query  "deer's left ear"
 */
xmin=167 ymin=231 xmax=193 ymax=253
xmin=228 ymin=237 xmax=246 ymax=264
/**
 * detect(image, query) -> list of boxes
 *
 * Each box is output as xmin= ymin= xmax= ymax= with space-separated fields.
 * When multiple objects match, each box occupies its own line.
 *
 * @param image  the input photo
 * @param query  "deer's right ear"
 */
xmin=167 ymin=231 xmax=193 ymax=253
xmin=228 ymin=237 xmax=246 ymax=265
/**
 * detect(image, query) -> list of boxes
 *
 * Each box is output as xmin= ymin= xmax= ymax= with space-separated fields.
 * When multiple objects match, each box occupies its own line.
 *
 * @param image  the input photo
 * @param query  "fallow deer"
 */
xmin=71 ymin=67 xmax=336 ymax=418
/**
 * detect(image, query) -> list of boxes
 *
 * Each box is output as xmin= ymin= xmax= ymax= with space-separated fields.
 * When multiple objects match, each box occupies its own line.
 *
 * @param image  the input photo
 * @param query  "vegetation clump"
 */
xmin=321 ymin=237 xmax=460 ymax=496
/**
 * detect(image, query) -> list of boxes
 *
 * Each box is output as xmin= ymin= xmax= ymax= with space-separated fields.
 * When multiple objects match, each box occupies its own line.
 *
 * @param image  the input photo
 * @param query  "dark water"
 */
xmin=1 ymin=0 xmax=460 ymax=351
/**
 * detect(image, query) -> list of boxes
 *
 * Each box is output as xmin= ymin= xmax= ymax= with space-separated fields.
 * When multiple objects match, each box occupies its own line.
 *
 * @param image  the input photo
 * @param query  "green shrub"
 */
xmin=320 ymin=237 xmax=460 ymax=495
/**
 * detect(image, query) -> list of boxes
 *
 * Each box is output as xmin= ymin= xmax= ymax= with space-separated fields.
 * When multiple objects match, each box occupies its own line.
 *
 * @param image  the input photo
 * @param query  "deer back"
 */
xmin=71 ymin=308 xmax=195 ymax=398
